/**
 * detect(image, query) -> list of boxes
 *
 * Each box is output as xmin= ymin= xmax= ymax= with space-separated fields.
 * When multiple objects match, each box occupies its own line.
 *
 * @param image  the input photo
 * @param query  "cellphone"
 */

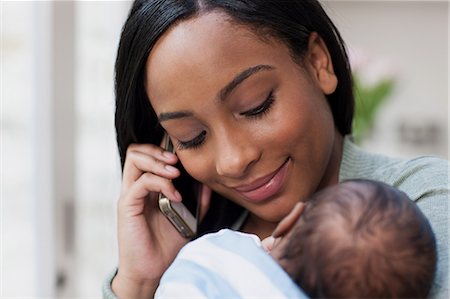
xmin=158 ymin=135 xmax=200 ymax=238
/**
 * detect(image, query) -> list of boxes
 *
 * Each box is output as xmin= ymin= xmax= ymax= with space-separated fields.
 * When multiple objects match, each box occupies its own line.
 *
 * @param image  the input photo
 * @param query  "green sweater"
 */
xmin=103 ymin=136 xmax=449 ymax=298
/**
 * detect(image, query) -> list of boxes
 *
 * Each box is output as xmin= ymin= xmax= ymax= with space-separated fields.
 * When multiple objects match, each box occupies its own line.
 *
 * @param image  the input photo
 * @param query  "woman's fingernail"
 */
xmin=163 ymin=151 xmax=175 ymax=159
xmin=173 ymin=190 xmax=182 ymax=201
xmin=165 ymin=165 xmax=178 ymax=173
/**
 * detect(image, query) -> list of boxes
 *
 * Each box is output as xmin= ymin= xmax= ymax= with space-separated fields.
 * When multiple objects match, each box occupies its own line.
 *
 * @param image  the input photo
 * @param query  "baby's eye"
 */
xmin=177 ymin=130 xmax=206 ymax=150
xmin=240 ymin=90 xmax=275 ymax=119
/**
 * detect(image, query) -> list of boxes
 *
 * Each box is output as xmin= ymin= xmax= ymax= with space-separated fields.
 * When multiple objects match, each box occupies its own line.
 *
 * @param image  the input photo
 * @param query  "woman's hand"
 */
xmin=262 ymin=202 xmax=306 ymax=253
xmin=112 ymin=143 xmax=209 ymax=299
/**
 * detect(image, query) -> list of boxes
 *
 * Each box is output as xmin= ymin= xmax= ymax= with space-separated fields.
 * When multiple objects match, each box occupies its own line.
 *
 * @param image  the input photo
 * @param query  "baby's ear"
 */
xmin=272 ymin=202 xmax=305 ymax=238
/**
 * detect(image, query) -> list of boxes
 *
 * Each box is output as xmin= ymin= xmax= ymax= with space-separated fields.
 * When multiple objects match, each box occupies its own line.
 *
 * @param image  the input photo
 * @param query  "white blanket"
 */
xmin=155 ymin=229 xmax=308 ymax=299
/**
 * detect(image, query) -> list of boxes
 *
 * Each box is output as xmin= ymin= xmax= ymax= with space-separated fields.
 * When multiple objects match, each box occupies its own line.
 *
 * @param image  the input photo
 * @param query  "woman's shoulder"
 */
xmin=375 ymin=155 xmax=448 ymax=198
xmin=340 ymin=135 xmax=449 ymax=201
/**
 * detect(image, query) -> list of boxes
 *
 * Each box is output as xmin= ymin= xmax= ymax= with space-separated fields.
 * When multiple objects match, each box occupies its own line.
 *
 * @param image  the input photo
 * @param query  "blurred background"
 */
xmin=1 ymin=1 xmax=448 ymax=298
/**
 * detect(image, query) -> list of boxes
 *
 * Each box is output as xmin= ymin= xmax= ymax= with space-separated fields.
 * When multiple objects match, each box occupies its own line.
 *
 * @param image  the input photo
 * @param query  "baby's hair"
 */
xmin=283 ymin=179 xmax=436 ymax=298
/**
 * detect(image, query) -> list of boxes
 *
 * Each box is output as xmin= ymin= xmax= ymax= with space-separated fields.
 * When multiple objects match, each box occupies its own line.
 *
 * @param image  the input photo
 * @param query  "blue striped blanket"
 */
xmin=155 ymin=229 xmax=308 ymax=298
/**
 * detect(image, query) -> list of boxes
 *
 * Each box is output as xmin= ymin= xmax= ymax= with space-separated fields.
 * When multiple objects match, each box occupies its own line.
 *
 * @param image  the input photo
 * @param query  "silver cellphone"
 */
xmin=158 ymin=135 xmax=200 ymax=238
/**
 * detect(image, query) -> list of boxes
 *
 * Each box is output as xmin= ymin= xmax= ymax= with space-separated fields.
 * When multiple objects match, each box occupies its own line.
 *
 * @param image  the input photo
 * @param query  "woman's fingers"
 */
xmin=261 ymin=236 xmax=275 ymax=253
xmin=119 ymin=172 xmax=182 ymax=217
xmin=272 ymin=202 xmax=305 ymax=238
xmin=122 ymin=144 xmax=179 ymax=191
xmin=114 ymin=141 xmax=192 ymax=298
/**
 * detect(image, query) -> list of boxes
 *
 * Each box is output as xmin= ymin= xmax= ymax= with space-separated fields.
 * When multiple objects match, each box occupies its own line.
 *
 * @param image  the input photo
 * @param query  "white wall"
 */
xmin=74 ymin=2 xmax=130 ymax=297
xmin=2 ymin=2 xmax=36 ymax=296
xmin=324 ymin=1 xmax=448 ymax=159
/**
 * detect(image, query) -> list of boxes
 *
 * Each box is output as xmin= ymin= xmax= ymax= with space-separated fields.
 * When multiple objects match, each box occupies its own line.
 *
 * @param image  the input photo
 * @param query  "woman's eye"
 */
xmin=240 ymin=90 xmax=275 ymax=119
xmin=177 ymin=130 xmax=207 ymax=150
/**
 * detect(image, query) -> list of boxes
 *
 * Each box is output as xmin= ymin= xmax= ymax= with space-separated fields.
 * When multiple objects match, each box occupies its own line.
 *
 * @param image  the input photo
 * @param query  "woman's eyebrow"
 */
xmin=219 ymin=64 xmax=275 ymax=102
xmin=158 ymin=64 xmax=275 ymax=122
xmin=159 ymin=110 xmax=192 ymax=122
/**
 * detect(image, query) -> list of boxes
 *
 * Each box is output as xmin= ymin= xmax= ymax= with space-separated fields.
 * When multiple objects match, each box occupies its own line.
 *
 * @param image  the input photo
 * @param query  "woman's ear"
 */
xmin=272 ymin=202 xmax=305 ymax=238
xmin=305 ymin=32 xmax=338 ymax=95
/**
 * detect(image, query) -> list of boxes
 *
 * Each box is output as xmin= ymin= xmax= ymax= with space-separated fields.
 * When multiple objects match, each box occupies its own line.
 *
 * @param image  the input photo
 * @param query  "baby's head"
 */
xmin=266 ymin=179 xmax=437 ymax=298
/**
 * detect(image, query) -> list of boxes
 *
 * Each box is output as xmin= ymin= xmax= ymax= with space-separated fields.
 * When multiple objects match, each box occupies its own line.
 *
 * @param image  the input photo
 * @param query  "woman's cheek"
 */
xmin=181 ymin=151 xmax=215 ymax=185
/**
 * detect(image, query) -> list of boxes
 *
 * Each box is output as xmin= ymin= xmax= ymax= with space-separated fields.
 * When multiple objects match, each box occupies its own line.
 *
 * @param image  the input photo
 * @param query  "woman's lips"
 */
xmin=234 ymin=158 xmax=290 ymax=203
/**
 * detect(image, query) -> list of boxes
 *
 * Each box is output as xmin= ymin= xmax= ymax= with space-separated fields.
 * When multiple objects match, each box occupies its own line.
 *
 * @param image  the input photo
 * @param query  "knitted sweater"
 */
xmin=103 ymin=136 xmax=449 ymax=299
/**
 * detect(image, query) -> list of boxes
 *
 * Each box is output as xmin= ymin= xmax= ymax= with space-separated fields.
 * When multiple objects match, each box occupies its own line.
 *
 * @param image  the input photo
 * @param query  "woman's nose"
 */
xmin=214 ymin=133 xmax=260 ymax=178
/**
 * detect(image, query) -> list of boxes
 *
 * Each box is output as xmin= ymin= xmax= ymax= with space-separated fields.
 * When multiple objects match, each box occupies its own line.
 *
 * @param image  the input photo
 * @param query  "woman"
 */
xmin=104 ymin=1 xmax=448 ymax=298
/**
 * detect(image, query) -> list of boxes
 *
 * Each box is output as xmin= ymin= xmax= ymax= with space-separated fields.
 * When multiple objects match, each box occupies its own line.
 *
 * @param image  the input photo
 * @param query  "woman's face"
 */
xmin=145 ymin=12 xmax=342 ymax=223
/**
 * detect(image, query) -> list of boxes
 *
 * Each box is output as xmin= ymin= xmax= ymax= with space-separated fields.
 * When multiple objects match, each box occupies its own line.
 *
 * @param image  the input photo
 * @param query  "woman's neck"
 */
xmin=318 ymin=132 xmax=344 ymax=189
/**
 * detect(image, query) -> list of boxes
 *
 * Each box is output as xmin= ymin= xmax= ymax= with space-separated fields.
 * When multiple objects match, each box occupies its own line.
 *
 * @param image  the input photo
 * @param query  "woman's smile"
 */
xmin=232 ymin=158 xmax=291 ymax=203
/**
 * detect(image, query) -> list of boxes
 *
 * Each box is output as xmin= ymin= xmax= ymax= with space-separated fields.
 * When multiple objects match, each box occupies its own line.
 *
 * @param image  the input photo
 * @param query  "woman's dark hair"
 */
xmin=114 ymin=0 xmax=354 ymax=232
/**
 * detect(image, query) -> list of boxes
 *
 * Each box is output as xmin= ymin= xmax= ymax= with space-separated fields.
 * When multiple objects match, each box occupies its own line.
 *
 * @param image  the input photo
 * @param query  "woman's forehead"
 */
xmin=145 ymin=12 xmax=292 ymax=108
xmin=146 ymin=12 xmax=271 ymax=80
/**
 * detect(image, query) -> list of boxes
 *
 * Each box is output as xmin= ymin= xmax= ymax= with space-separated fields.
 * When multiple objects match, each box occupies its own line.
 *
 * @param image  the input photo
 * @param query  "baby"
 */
xmin=156 ymin=179 xmax=437 ymax=298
